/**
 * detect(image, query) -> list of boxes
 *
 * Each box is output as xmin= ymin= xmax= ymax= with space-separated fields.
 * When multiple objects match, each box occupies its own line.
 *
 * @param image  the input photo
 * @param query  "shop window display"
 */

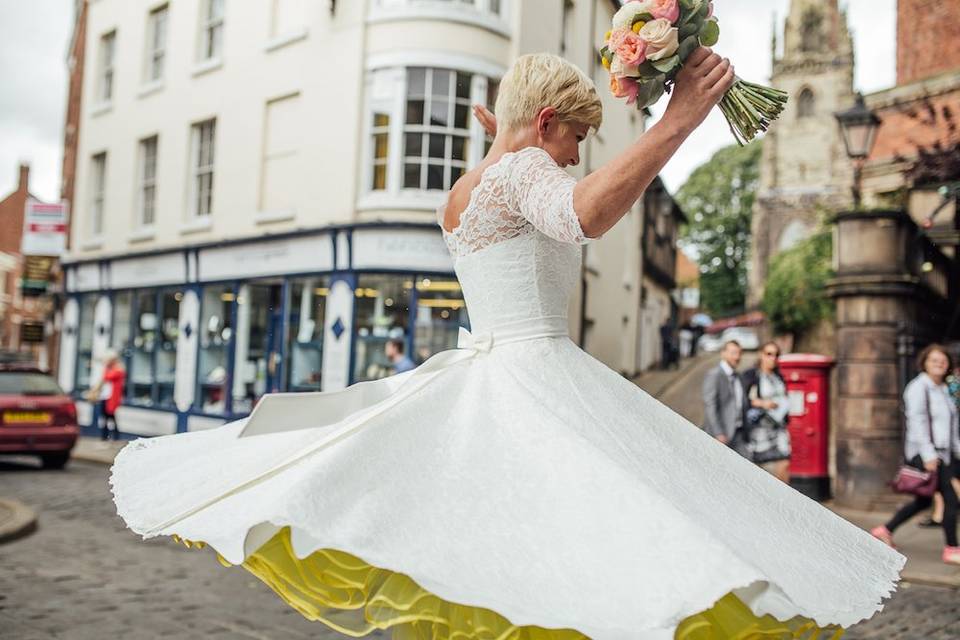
xmin=353 ymin=276 xmax=412 ymax=382
xmin=75 ymin=296 xmax=97 ymax=391
xmin=233 ymin=283 xmax=283 ymax=414
xmin=197 ymin=285 xmax=234 ymax=414
xmin=287 ymin=278 xmax=327 ymax=392
xmin=413 ymin=277 xmax=468 ymax=363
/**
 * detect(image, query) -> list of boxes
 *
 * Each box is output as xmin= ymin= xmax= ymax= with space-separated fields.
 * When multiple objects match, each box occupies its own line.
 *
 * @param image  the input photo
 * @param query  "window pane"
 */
xmin=352 ymin=276 xmax=411 ymax=383
xmin=450 ymin=165 xmax=464 ymax=184
xmin=287 ymin=279 xmax=327 ymax=392
xmin=232 ymin=283 xmax=282 ymax=414
xmin=405 ymin=100 xmax=424 ymax=125
xmin=408 ymin=68 xmax=426 ymax=98
xmin=131 ymin=292 xmax=157 ymax=404
xmin=372 ymin=164 xmax=387 ymax=191
xmin=428 ymin=134 xmax=446 ymax=159
xmin=404 ymin=163 xmax=421 ymax=189
xmin=111 ymin=292 xmax=133 ymax=357
xmin=156 ymin=291 xmax=181 ymax=407
xmin=429 ymin=100 xmax=449 ymax=127
xmin=427 ymin=163 xmax=444 ymax=190
xmin=76 ymin=296 xmax=97 ymax=391
xmin=451 ymin=136 xmax=467 ymax=161
xmin=197 ymin=285 xmax=233 ymax=414
xmin=431 ymin=70 xmax=451 ymax=99
xmin=373 ymin=112 xmax=390 ymax=128
xmin=414 ymin=277 xmax=468 ymax=363
xmin=454 ymin=103 xmax=469 ymax=129
xmin=456 ymin=72 xmax=472 ymax=99
xmin=404 ymin=132 xmax=422 ymax=157
xmin=374 ymin=133 xmax=389 ymax=159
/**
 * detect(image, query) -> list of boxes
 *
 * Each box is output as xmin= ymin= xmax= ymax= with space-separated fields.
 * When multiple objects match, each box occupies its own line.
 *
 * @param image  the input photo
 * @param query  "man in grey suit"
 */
xmin=702 ymin=340 xmax=749 ymax=457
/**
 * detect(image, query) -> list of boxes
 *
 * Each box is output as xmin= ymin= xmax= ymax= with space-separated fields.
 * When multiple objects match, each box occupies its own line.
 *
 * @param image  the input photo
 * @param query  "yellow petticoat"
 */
xmin=179 ymin=529 xmax=844 ymax=640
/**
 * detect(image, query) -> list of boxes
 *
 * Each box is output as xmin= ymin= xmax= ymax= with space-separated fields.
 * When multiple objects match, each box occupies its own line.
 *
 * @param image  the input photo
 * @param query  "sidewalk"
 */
xmin=0 ymin=497 xmax=37 ymax=544
xmin=71 ymin=436 xmax=127 ymax=465
xmin=830 ymin=504 xmax=960 ymax=588
xmin=632 ymin=352 xmax=716 ymax=399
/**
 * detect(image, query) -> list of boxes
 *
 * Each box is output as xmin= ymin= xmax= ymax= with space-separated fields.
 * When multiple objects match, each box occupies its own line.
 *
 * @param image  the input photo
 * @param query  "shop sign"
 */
xmin=21 ymin=255 xmax=55 ymax=296
xmin=22 ymin=200 xmax=69 ymax=257
xmin=21 ymin=321 xmax=45 ymax=343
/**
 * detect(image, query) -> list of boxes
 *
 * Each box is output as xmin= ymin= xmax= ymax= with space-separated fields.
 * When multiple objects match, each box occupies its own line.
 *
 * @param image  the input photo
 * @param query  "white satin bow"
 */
xmin=458 ymin=326 xmax=494 ymax=353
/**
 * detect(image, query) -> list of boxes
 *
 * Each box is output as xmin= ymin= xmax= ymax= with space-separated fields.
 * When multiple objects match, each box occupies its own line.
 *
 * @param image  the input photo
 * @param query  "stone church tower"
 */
xmin=747 ymin=0 xmax=856 ymax=308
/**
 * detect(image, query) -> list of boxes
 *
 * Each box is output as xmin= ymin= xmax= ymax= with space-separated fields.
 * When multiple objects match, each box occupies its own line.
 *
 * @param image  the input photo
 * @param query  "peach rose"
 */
xmin=612 ymin=29 xmax=647 ymax=66
xmin=638 ymin=18 xmax=679 ymax=61
xmin=610 ymin=75 xmax=640 ymax=105
xmin=648 ymin=0 xmax=679 ymax=24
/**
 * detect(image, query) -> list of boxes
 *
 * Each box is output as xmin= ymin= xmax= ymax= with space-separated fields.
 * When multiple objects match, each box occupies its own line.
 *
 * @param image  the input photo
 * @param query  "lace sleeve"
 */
xmin=507 ymin=147 xmax=590 ymax=245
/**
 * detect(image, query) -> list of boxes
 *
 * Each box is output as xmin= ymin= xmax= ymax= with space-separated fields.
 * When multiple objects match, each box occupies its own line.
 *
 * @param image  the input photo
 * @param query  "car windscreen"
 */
xmin=0 ymin=372 xmax=65 ymax=396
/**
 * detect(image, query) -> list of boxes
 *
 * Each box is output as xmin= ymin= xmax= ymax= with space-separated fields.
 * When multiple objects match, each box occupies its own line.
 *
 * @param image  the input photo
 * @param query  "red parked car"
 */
xmin=0 ymin=364 xmax=78 ymax=469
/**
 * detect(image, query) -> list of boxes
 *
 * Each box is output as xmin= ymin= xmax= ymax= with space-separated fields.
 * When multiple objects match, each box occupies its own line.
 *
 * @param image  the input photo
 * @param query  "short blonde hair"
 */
xmin=495 ymin=53 xmax=603 ymax=133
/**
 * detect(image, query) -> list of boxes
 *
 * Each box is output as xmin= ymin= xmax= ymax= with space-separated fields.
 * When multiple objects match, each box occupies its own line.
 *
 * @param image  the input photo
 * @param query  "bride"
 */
xmin=111 ymin=49 xmax=903 ymax=639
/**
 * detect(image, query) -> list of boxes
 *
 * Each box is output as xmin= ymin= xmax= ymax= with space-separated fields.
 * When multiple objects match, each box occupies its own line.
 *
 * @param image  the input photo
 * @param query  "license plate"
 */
xmin=4 ymin=411 xmax=51 ymax=424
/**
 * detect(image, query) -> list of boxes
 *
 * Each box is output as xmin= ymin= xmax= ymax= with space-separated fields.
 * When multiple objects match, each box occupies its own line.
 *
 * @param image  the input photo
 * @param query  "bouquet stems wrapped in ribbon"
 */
xmin=601 ymin=0 xmax=788 ymax=144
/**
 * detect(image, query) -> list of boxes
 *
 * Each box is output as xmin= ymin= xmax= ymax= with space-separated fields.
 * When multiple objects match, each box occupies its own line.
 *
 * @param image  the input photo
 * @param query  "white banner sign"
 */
xmin=22 ymin=200 xmax=69 ymax=257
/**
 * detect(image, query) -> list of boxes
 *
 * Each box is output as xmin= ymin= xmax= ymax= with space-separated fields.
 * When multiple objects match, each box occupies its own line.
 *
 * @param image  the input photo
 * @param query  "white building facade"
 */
xmin=61 ymin=0 xmax=657 ymax=437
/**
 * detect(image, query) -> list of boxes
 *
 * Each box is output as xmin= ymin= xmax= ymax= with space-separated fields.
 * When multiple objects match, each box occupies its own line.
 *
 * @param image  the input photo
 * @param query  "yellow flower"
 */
xmin=604 ymin=30 xmax=612 ymax=42
xmin=602 ymin=56 xmax=611 ymax=69
xmin=632 ymin=21 xmax=646 ymax=33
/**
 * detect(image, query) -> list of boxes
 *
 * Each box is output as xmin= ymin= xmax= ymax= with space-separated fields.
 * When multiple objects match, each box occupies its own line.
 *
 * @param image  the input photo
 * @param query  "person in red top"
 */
xmin=87 ymin=350 xmax=126 ymax=441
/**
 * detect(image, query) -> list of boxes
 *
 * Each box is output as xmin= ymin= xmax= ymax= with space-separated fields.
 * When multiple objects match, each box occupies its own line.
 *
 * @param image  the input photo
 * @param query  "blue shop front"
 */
xmin=58 ymin=223 xmax=467 ymax=437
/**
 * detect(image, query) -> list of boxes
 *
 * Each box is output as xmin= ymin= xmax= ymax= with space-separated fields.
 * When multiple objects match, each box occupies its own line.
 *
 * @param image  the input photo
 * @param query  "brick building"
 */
xmin=861 ymin=0 xmax=960 ymax=225
xmin=0 ymin=164 xmax=59 ymax=368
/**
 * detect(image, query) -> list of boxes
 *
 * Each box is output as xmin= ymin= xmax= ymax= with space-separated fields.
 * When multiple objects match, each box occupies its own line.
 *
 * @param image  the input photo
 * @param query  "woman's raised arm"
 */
xmin=574 ymin=48 xmax=734 ymax=238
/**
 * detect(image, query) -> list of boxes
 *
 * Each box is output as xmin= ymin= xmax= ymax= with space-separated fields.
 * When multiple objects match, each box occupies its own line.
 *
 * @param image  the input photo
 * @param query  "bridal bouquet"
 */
xmin=600 ymin=0 xmax=788 ymax=144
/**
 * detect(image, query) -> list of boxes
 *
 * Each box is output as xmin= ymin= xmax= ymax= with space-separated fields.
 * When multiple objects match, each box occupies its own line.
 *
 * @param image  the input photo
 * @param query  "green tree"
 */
xmin=762 ymin=230 xmax=834 ymax=336
xmin=675 ymin=142 xmax=761 ymax=316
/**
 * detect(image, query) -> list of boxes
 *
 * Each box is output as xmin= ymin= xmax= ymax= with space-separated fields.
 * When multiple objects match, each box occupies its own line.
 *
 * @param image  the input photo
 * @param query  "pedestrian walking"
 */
xmin=86 ymin=350 xmax=125 ymax=441
xmin=872 ymin=344 xmax=960 ymax=565
xmin=741 ymin=341 xmax=791 ymax=483
xmin=702 ymin=340 xmax=749 ymax=458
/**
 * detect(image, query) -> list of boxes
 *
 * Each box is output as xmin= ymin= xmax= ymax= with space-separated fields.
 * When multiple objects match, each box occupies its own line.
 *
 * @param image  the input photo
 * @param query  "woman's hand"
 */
xmin=663 ymin=47 xmax=734 ymax=135
xmin=473 ymin=105 xmax=497 ymax=137
xmin=924 ymin=459 xmax=940 ymax=473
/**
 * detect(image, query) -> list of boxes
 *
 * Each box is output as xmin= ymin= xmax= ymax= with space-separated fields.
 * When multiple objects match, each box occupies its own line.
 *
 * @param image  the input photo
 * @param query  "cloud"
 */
xmin=647 ymin=0 xmax=896 ymax=192
xmin=0 ymin=0 xmax=72 ymax=201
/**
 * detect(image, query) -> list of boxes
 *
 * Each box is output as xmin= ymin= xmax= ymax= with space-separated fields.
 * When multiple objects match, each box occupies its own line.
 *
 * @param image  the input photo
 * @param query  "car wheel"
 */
xmin=40 ymin=452 xmax=70 ymax=470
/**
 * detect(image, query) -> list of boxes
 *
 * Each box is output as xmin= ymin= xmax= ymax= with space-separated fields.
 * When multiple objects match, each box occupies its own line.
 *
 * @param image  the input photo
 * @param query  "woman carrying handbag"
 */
xmin=872 ymin=344 xmax=960 ymax=565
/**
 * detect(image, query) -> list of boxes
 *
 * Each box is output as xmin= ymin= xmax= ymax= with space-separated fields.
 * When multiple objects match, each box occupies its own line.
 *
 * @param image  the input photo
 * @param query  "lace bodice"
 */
xmin=437 ymin=147 xmax=592 ymax=333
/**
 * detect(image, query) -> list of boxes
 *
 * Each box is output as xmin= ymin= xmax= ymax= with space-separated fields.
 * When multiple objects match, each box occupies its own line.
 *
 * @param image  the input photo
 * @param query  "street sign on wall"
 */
xmin=21 ymin=200 xmax=69 ymax=257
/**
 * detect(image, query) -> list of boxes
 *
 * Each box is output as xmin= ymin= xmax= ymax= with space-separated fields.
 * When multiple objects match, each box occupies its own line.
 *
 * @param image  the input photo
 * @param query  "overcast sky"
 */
xmin=0 ymin=0 xmax=896 ymax=201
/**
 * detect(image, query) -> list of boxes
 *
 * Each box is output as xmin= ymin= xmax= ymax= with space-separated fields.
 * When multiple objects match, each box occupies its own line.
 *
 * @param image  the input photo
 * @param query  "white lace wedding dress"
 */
xmin=111 ymin=147 xmax=903 ymax=640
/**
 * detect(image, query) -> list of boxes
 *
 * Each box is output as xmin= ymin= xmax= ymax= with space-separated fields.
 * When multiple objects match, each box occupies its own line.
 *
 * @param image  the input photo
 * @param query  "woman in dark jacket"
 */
xmin=741 ymin=341 xmax=791 ymax=483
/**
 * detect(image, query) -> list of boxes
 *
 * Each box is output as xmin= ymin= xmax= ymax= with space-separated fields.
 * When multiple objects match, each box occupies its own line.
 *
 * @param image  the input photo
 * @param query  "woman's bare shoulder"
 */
xmin=443 ymin=166 xmax=487 ymax=232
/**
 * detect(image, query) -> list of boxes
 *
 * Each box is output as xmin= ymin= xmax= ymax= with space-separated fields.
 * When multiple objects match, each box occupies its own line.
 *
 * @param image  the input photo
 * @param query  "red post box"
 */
xmin=777 ymin=354 xmax=835 ymax=501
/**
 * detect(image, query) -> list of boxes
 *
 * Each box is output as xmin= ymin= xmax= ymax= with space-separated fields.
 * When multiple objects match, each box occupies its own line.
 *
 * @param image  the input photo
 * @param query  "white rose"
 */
xmin=611 ymin=1 xmax=655 ymax=30
xmin=639 ymin=18 xmax=679 ymax=61
xmin=611 ymin=57 xmax=642 ymax=78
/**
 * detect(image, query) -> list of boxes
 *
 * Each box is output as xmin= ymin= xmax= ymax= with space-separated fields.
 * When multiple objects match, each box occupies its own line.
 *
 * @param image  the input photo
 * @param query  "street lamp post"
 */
xmin=834 ymin=93 xmax=881 ymax=208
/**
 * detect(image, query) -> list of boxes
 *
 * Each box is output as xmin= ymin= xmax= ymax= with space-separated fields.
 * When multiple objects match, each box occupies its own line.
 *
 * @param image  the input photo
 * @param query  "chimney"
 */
xmin=18 ymin=163 xmax=30 ymax=193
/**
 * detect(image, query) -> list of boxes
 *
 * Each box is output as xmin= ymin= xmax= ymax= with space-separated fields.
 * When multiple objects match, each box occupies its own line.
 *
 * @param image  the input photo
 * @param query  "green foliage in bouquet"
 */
xmin=600 ymin=0 xmax=788 ymax=145
xmin=762 ymin=230 xmax=835 ymax=336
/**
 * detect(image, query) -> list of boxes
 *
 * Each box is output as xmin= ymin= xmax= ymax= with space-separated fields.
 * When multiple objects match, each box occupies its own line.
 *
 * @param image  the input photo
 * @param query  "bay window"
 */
xmin=362 ymin=63 xmax=500 ymax=207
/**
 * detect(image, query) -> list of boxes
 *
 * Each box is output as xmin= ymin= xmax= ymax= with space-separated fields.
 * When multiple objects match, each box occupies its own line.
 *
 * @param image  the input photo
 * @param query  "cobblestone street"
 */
xmin=0 ymin=457 xmax=354 ymax=640
xmin=1 ymin=456 xmax=959 ymax=639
